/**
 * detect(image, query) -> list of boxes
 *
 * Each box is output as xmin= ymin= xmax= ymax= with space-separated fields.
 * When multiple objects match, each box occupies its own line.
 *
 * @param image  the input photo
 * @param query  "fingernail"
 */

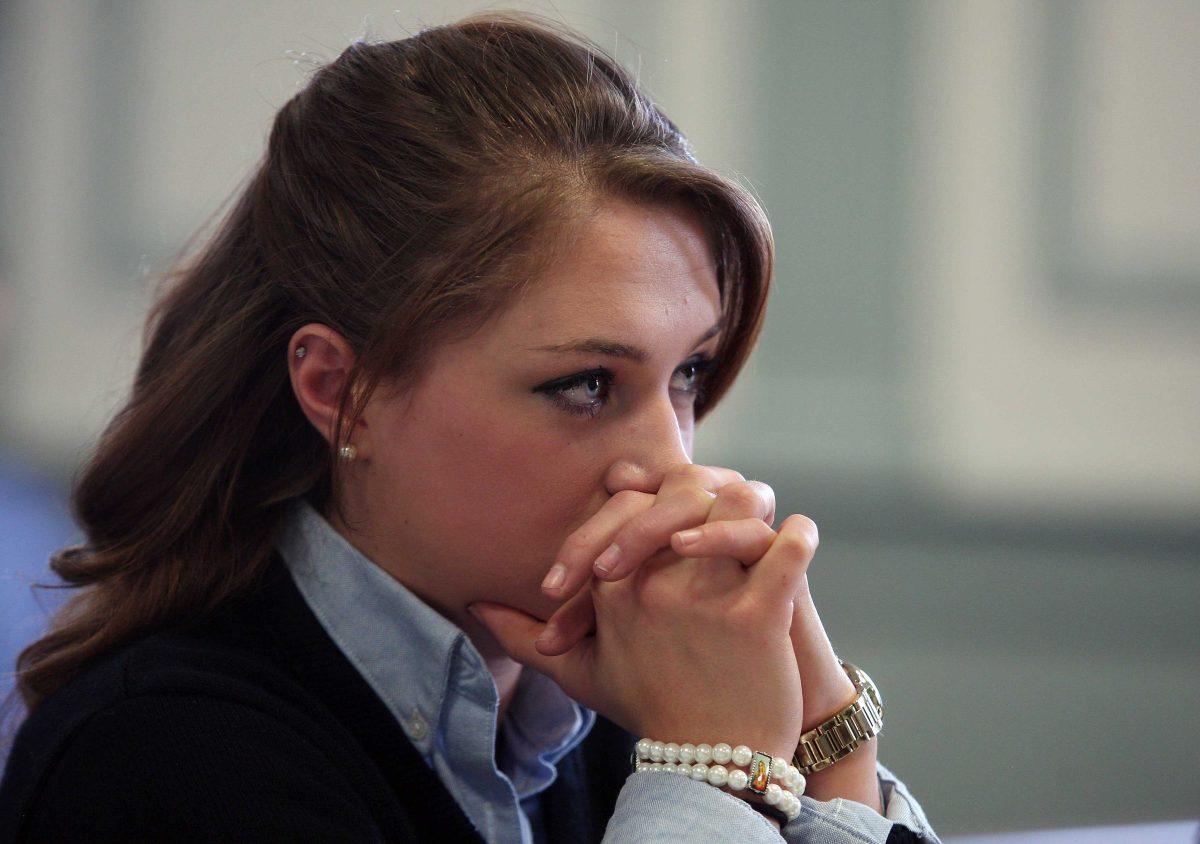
xmin=542 ymin=564 xmax=566 ymax=592
xmin=535 ymin=624 xmax=556 ymax=647
xmin=676 ymin=528 xmax=702 ymax=546
xmin=593 ymin=543 xmax=620 ymax=578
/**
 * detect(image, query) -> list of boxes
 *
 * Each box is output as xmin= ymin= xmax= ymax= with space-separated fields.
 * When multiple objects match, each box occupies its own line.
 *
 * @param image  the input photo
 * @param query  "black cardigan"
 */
xmin=0 ymin=551 xmax=634 ymax=842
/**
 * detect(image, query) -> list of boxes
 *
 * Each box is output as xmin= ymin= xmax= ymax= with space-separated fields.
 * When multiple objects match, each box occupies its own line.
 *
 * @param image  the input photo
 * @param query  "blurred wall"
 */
xmin=1 ymin=0 xmax=1196 ymax=835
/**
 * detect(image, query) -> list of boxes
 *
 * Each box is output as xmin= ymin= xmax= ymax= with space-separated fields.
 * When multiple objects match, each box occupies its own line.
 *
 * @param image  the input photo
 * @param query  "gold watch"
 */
xmin=793 ymin=659 xmax=884 ymax=776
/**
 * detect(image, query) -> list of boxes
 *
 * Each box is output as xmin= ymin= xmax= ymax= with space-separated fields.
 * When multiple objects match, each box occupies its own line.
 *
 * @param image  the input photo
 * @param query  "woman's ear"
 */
xmin=287 ymin=323 xmax=369 ymax=459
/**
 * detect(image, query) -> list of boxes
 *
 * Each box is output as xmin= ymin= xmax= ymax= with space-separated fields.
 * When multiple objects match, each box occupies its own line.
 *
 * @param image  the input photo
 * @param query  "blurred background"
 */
xmin=0 ymin=0 xmax=1196 ymax=838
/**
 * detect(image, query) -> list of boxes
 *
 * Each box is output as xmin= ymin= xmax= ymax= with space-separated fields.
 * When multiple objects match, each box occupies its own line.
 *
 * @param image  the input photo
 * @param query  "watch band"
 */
xmin=793 ymin=659 xmax=883 ymax=776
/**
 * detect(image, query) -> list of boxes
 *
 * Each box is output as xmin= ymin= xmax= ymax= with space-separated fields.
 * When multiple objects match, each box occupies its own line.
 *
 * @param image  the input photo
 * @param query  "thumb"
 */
xmin=467 ymin=600 xmax=596 ymax=704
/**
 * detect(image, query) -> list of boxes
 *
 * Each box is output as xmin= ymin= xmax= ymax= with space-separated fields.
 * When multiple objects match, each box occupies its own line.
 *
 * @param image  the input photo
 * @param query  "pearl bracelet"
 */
xmin=633 ymin=738 xmax=806 ymax=822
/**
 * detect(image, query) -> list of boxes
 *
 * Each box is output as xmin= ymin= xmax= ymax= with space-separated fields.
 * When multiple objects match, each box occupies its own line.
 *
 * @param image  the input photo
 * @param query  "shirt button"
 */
xmin=407 ymin=709 xmax=429 ymax=741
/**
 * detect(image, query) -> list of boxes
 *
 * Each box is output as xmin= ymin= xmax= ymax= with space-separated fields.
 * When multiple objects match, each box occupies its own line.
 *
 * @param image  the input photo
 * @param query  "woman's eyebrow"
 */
xmin=527 ymin=321 xmax=722 ymax=363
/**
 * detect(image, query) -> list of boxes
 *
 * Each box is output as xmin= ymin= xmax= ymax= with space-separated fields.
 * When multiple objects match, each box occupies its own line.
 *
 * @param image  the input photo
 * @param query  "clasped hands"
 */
xmin=468 ymin=462 xmax=859 ymax=766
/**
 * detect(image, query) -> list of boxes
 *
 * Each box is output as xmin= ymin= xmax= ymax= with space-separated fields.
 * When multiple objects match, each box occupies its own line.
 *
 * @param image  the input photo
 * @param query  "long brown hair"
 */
xmin=5 ymin=10 xmax=773 ymax=733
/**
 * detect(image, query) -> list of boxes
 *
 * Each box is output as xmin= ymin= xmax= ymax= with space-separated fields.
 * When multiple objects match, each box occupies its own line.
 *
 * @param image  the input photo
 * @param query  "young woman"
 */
xmin=0 ymin=11 xmax=939 ymax=842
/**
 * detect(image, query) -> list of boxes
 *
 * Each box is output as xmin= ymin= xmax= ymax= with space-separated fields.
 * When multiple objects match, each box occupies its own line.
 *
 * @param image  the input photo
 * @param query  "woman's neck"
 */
xmin=321 ymin=499 xmax=524 ymax=723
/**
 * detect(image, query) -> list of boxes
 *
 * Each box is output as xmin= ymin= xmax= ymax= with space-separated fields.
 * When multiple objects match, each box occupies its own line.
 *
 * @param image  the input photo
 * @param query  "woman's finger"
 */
xmin=655 ymin=461 xmax=746 ymax=496
xmin=669 ymin=516 xmax=778 ymax=564
xmin=535 ymin=580 xmax=596 ymax=656
xmin=741 ymin=513 xmax=820 ymax=606
xmin=466 ymin=600 xmax=597 ymax=705
xmin=705 ymin=479 xmax=776 ymax=528
xmin=541 ymin=463 xmax=755 ymax=601
xmin=540 ymin=489 xmax=655 ymax=600
xmin=594 ymin=477 xmax=774 ymax=583
xmin=592 ymin=485 xmax=716 ymax=581
xmin=586 ymin=463 xmax=734 ymax=586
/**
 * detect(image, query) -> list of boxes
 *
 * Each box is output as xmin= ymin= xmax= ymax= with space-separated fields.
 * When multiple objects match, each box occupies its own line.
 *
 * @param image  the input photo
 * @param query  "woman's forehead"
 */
xmin=490 ymin=281 xmax=722 ymax=361
xmin=507 ymin=205 xmax=718 ymax=319
xmin=564 ymin=197 xmax=716 ymax=275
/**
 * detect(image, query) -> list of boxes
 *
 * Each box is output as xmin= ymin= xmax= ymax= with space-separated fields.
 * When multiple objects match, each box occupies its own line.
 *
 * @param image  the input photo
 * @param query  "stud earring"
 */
xmin=295 ymin=346 xmax=307 ymax=358
xmin=338 ymin=444 xmax=357 ymax=461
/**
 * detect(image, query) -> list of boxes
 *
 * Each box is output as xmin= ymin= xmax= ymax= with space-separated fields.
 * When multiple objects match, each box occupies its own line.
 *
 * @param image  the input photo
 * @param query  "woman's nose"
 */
xmin=602 ymin=395 xmax=692 ymax=496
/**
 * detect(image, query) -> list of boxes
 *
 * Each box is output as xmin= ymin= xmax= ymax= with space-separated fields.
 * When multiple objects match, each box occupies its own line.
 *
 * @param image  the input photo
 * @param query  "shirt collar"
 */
xmin=273 ymin=495 xmax=593 ymax=783
xmin=274 ymin=496 xmax=473 ymax=754
xmin=502 ymin=662 xmax=595 ymax=795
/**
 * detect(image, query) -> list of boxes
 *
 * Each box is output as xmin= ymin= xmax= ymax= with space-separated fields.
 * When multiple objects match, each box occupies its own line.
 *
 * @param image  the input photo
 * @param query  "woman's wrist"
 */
xmin=800 ymin=736 xmax=882 ymax=812
xmin=789 ymin=657 xmax=885 ymax=813
xmin=790 ymin=585 xmax=860 ymax=732
xmin=635 ymin=740 xmax=806 ymax=822
xmin=799 ymin=669 xmax=858 ymax=733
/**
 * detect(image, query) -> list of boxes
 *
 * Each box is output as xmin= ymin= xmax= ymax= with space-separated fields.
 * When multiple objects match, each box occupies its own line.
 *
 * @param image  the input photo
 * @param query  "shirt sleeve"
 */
xmin=601 ymin=770 xmax=786 ymax=842
xmin=779 ymin=760 xmax=942 ymax=844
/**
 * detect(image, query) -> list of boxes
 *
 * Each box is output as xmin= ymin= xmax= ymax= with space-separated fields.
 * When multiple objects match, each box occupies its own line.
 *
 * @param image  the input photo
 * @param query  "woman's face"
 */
xmin=311 ymin=197 xmax=723 ymax=631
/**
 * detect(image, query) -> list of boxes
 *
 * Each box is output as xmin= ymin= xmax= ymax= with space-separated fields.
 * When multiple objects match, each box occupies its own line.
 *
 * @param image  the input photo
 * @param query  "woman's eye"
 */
xmin=672 ymin=359 xmax=710 ymax=393
xmin=671 ymin=356 xmax=717 ymax=402
xmin=537 ymin=355 xmax=717 ymax=419
xmin=541 ymin=370 xmax=613 ymax=418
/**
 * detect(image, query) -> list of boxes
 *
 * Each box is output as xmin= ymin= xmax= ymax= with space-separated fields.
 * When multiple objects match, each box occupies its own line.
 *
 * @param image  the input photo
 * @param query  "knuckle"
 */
xmin=775 ymin=522 xmax=815 ymax=559
xmin=746 ymin=479 xmax=776 ymax=506
xmin=679 ymin=485 xmax=718 ymax=513
xmin=714 ymin=467 xmax=746 ymax=484
xmin=613 ymin=514 xmax=654 ymax=551
xmin=726 ymin=598 xmax=781 ymax=638
xmin=725 ymin=599 xmax=759 ymax=629
xmin=715 ymin=482 xmax=760 ymax=512
xmin=700 ymin=520 xmax=734 ymax=545
xmin=774 ymin=529 xmax=807 ymax=558
xmin=639 ymin=580 xmax=681 ymax=614
xmin=750 ymin=518 xmax=778 ymax=542
xmin=781 ymin=513 xmax=819 ymax=549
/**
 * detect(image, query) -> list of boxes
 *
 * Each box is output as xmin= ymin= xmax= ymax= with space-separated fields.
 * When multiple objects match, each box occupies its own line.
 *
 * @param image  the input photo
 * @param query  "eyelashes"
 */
xmin=537 ymin=354 xmax=718 ymax=419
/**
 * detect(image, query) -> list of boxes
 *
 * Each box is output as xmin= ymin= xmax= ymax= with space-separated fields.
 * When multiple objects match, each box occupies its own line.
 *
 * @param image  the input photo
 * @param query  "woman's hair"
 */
xmin=5 ymin=10 xmax=773 ymax=727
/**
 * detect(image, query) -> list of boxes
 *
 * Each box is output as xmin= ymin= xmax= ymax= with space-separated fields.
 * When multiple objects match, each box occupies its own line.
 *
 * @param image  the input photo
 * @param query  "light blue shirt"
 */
xmin=275 ymin=497 xmax=940 ymax=842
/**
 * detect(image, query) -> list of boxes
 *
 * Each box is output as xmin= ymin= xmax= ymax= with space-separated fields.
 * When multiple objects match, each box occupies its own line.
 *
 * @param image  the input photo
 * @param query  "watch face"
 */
xmin=862 ymin=675 xmax=883 ymax=715
xmin=849 ymin=664 xmax=883 ymax=715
